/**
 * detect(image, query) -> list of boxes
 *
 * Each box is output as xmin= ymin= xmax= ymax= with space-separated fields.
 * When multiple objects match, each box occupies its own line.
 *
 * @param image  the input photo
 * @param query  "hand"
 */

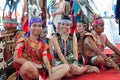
xmin=47 ymin=75 xmax=53 ymax=80
xmin=74 ymin=13 xmax=77 ymax=17
xmin=110 ymin=60 xmax=120 ymax=72
xmin=51 ymin=12 xmax=57 ymax=16
xmin=112 ymin=54 xmax=120 ymax=63
xmin=33 ymin=63 xmax=42 ymax=69
xmin=115 ymin=19 xmax=119 ymax=24
xmin=69 ymin=64 xmax=78 ymax=74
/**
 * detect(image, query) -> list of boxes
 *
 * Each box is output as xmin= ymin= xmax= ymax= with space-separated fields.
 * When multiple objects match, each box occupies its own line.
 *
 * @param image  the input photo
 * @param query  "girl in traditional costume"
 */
xmin=52 ymin=15 xmax=99 ymax=77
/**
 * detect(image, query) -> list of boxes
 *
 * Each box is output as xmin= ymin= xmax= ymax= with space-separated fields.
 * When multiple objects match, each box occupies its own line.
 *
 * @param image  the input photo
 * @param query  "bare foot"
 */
xmin=86 ymin=65 xmax=100 ymax=73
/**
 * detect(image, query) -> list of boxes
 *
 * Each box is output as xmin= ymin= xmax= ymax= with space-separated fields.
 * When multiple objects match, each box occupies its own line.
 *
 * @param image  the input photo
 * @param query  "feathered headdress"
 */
xmin=92 ymin=14 xmax=104 ymax=27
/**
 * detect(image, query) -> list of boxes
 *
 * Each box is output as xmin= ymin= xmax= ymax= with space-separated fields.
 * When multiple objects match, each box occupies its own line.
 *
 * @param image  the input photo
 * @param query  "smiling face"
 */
xmin=60 ymin=22 xmax=71 ymax=33
xmin=29 ymin=22 xmax=42 ymax=36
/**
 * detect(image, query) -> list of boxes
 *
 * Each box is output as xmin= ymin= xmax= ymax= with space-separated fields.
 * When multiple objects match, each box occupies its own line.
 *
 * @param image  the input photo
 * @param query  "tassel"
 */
xmin=42 ymin=53 xmax=54 ymax=61
xmin=17 ymin=46 xmax=23 ymax=58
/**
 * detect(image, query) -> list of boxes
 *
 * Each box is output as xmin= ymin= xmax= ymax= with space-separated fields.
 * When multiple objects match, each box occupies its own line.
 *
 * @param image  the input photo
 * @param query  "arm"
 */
xmin=73 ymin=35 xmax=78 ymax=60
xmin=42 ymin=50 xmax=52 ymax=78
xmin=106 ymin=37 xmax=120 ymax=56
xmin=74 ymin=9 xmax=82 ymax=17
xmin=51 ymin=1 xmax=66 ymax=16
xmin=52 ymin=35 xmax=68 ymax=64
xmin=13 ymin=42 xmax=28 ymax=65
xmin=49 ymin=38 xmax=53 ymax=54
xmin=85 ymin=36 xmax=116 ymax=63
xmin=85 ymin=36 xmax=120 ymax=71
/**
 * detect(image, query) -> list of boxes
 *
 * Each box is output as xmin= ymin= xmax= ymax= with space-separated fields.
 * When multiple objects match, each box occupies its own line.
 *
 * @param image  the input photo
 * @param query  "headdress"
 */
xmin=28 ymin=17 xmax=42 ymax=27
xmin=92 ymin=14 xmax=104 ymax=27
xmin=58 ymin=15 xmax=72 ymax=24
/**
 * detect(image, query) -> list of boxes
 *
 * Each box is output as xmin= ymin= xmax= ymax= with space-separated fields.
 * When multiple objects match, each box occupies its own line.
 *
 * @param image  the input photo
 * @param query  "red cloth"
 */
xmin=17 ymin=46 xmax=23 ymax=58
xmin=21 ymin=16 xmax=28 ymax=32
xmin=42 ymin=53 xmax=54 ymax=61
xmin=70 ymin=15 xmax=76 ymax=35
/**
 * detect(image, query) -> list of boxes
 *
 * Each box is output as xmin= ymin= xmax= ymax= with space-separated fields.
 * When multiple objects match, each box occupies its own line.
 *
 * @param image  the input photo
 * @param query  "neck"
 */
xmin=93 ymin=30 xmax=101 ymax=36
xmin=61 ymin=32 xmax=69 ymax=40
xmin=79 ymin=30 xmax=86 ymax=35
xmin=30 ymin=34 xmax=39 ymax=41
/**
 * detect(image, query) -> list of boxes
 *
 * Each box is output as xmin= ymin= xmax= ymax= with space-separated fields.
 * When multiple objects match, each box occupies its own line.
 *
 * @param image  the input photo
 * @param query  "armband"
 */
xmin=15 ymin=46 xmax=23 ymax=58
xmin=73 ymin=59 xmax=79 ymax=65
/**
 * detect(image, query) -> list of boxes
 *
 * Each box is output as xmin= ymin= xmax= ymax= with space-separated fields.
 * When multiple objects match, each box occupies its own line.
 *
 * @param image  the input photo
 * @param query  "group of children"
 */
xmin=6 ymin=14 xmax=120 ymax=80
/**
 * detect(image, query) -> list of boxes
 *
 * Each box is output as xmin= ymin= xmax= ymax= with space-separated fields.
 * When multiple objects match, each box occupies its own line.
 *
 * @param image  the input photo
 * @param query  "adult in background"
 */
xmin=115 ymin=0 xmax=120 ymax=35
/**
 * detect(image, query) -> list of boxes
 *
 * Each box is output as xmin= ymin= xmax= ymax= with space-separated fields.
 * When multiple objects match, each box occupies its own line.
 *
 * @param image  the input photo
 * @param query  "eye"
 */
xmin=37 ymin=24 xmax=42 ymax=27
xmin=100 ymin=24 xmax=104 ymax=27
xmin=66 ymin=24 xmax=70 ymax=26
xmin=61 ymin=23 xmax=65 ymax=25
xmin=32 ymin=24 xmax=42 ymax=27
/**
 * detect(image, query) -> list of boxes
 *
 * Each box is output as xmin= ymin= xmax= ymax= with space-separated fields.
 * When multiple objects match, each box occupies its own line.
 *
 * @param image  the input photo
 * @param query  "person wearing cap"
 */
xmin=13 ymin=17 xmax=70 ymax=80
xmin=82 ymin=14 xmax=120 ymax=71
xmin=52 ymin=15 xmax=100 ymax=77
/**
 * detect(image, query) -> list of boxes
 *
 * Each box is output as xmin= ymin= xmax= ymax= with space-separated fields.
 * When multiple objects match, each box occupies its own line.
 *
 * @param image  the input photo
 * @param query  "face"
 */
xmin=60 ymin=22 xmax=71 ymax=33
xmin=77 ymin=22 xmax=85 ymax=33
xmin=94 ymin=23 xmax=104 ymax=33
xmin=29 ymin=22 xmax=42 ymax=36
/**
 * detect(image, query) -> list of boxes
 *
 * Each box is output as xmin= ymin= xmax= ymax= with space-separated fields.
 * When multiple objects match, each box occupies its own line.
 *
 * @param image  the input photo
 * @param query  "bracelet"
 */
xmin=73 ymin=59 xmax=79 ymax=65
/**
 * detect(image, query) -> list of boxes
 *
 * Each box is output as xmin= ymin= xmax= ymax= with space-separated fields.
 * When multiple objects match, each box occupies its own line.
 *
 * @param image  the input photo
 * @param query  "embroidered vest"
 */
xmin=55 ymin=33 xmax=73 ymax=61
xmin=22 ymin=38 xmax=49 ymax=64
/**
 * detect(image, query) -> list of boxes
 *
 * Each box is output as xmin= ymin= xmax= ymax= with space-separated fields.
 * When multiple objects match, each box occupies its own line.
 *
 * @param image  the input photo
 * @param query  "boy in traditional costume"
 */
xmin=13 ymin=17 xmax=70 ymax=80
xmin=82 ymin=14 xmax=120 ymax=71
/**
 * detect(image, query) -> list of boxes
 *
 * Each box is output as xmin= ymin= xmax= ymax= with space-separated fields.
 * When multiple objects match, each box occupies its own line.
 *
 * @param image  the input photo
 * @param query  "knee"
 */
xmin=62 ymin=64 xmax=70 ymax=72
xmin=96 ymin=56 xmax=105 ymax=63
xmin=20 ymin=62 xmax=39 ymax=77
xmin=21 ymin=62 xmax=34 ymax=71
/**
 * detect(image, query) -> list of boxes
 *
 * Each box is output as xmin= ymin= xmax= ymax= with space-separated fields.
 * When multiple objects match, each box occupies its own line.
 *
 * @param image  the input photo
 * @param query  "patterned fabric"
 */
xmin=14 ymin=37 xmax=49 ymax=70
xmin=54 ymin=33 xmax=74 ymax=64
xmin=22 ymin=38 xmax=49 ymax=64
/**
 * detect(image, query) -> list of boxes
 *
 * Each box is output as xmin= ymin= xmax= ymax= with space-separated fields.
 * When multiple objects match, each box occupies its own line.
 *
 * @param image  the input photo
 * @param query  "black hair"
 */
xmin=61 ymin=15 xmax=71 ymax=20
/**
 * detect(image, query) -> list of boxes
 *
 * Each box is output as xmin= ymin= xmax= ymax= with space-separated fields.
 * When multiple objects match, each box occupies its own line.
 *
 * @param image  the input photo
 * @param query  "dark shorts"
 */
xmin=86 ymin=56 xmax=100 ymax=68
xmin=87 ymin=57 xmax=94 ymax=65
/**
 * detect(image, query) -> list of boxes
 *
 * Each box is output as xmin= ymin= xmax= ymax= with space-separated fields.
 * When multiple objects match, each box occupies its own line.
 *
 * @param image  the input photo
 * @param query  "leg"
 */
xmin=90 ymin=56 xmax=105 ymax=65
xmin=69 ymin=64 xmax=89 ymax=75
xmin=90 ymin=56 xmax=106 ymax=70
xmin=20 ymin=62 xmax=39 ymax=80
xmin=69 ymin=64 xmax=100 ymax=76
xmin=47 ymin=64 xmax=70 ymax=80
xmin=85 ymin=65 xmax=100 ymax=73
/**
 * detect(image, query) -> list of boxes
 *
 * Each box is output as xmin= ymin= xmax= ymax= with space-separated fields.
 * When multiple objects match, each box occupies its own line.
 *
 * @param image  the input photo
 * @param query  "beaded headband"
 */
xmin=28 ymin=17 xmax=42 ymax=27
